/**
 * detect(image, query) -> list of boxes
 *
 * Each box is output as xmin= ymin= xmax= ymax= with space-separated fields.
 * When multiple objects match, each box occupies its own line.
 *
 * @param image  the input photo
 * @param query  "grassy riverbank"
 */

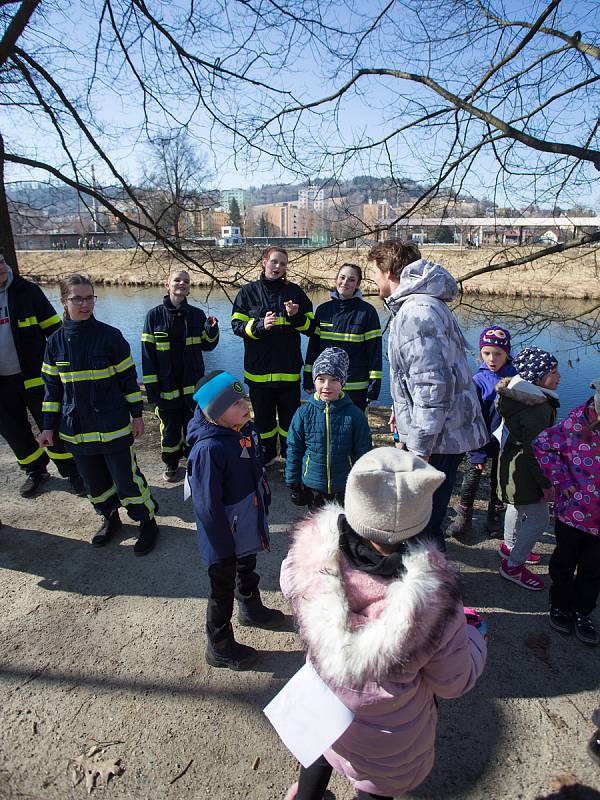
xmin=15 ymin=243 xmax=600 ymax=299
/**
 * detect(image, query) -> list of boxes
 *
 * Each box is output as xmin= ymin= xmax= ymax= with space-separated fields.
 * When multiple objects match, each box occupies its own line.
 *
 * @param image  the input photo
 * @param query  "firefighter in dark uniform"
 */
xmin=141 ymin=269 xmax=219 ymax=481
xmin=38 ymin=274 xmax=159 ymax=555
xmin=0 ymin=251 xmax=83 ymax=497
xmin=304 ymin=262 xmax=383 ymax=411
xmin=231 ymin=247 xmax=314 ymax=464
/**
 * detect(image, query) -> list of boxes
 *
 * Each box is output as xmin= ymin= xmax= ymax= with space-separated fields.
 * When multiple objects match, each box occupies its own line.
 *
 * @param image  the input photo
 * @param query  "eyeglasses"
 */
xmin=67 ymin=295 xmax=97 ymax=305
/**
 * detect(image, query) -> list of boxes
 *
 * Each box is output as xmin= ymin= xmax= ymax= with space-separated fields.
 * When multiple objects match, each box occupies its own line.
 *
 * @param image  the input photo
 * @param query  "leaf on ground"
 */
xmin=69 ymin=748 xmax=124 ymax=794
xmin=525 ymin=633 xmax=552 ymax=665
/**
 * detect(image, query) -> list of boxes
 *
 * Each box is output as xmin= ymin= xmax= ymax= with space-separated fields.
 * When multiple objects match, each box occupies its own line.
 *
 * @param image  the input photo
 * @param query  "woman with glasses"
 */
xmin=37 ymin=274 xmax=159 ymax=556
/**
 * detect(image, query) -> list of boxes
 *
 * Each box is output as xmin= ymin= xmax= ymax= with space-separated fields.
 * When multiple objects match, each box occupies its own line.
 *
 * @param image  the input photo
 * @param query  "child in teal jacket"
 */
xmin=285 ymin=347 xmax=372 ymax=510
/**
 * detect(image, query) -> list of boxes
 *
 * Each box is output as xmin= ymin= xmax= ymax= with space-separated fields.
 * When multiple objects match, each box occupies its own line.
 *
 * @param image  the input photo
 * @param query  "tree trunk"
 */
xmin=0 ymin=133 xmax=18 ymax=273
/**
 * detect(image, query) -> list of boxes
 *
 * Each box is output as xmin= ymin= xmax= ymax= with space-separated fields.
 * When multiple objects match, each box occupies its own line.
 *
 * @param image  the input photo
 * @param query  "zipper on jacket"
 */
xmin=303 ymin=452 xmax=310 ymax=479
xmin=325 ymin=401 xmax=331 ymax=494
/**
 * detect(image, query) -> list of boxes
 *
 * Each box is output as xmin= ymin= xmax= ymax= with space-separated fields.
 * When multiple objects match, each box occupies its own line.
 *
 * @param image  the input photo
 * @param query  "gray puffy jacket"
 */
xmin=386 ymin=259 xmax=488 ymax=457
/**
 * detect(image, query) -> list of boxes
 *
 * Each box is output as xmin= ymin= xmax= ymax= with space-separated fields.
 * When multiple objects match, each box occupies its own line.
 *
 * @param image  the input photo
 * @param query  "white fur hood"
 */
xmin=280 ymin=504 xmax=462 ymax=689
xmin=496 ymin=375 xmax=558 ymax=406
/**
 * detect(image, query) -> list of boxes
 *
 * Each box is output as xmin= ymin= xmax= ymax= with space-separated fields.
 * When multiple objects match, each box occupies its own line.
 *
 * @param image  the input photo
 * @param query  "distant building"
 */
xmin=249 ymin=202 xmax=309 ymax=238
xmin=219 ymin=225 xmax=244 ymax=247
xmin=298 ymin=186 xmax=325 ymax=211
xmin=220 ymin=188 xmax=250 ymax=211
xmin=187 ymin=208 xmax=229 ymax=238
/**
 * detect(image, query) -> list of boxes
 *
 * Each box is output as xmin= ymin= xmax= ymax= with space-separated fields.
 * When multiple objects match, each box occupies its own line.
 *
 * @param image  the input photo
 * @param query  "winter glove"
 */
xmin=366 ymin=380 xmax=380 ymax=402
xmin=290 ymin=484 xmax=309 ymax=507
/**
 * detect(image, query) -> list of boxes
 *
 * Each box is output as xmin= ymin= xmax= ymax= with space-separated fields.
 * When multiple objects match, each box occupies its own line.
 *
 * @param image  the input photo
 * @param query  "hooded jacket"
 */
xmin=41 ymin=316 xmax=143 ymax=454
xmin=469 ymin=361 xmax=517 ymax=464
xmin=280 ymin=505 xmax=486 ymax=797
xmin=386 ymin=260 xmax=487 ymax=457
xmin=496 ymin=375 xmax=559 ymax=505
xmin=304 ymin=292 xmax=382 ymax=399
xmin=532 ymin=398 xmax=600 ymax=537
xmin=285 ymin=392 xmax=372 ymax=494
xmin=141 ymin=296 xmax=219 ymax=407
xmin=186 ymin=410 xmax=271 ymax=566
xmin=231 ymin=274 xmax=314 ymax=385
xmin=0 ymin=267 xmax=62 ymax=388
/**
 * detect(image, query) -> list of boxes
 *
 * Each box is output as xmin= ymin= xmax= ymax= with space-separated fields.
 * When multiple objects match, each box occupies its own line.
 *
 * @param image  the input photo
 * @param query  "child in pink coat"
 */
xmin=532 ymin=379 xmax=600 ymax=645
xmin=280 ymin=448 xmax=487 ymax=800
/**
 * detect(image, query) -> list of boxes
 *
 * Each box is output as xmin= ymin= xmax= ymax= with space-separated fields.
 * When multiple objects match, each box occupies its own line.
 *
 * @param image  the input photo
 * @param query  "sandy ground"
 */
xmin=15 ymin=244 xmax=600 ymax=299
xmin=1 ymin=408 xmax=600 ymax=800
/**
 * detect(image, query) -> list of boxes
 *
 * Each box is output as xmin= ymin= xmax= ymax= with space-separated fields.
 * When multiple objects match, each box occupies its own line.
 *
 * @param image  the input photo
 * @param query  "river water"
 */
xmin=44 ymin=285 xmax=600 ymax=418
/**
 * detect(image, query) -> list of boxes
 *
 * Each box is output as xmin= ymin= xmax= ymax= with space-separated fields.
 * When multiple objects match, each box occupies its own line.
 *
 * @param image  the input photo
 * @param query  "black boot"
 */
xmin=238 ymin=598 xmax=286 ymax=630
xmin=486 ymin=502 xmax=504 ymax=537
xmin=205 ymin=636 xmax=258 ymax=671
xmin=447 ymin=504 xmax=473 ymax=543
xmin=20 ymin=470 xmax=50 ymax=498
xmin=134 ymin=517 xmax=158 ymax=556
xmin=92 ymin=510 xmax=122 ymax=547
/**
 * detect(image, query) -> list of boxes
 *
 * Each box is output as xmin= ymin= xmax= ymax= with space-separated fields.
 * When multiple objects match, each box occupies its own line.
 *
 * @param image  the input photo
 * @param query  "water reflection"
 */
xmin=44 ymin=285 xmax=600 ymax=417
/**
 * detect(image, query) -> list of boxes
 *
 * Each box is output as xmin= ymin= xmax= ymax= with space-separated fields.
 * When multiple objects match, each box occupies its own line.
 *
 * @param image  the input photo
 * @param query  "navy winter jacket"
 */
xmin=285 ymin=393 xmax=372 ymax=494
xmin=5 ymin=273 xmax=62 ymax=390
xmin=42 ymin=317 xmax=143 ymax=454
xmin=186 ymin=410 xmax=271 ymax=566
xmin=231 ymin=274 xmax=314 ymax=385
xmin=469 ymin=362 xmax=517 ymax=465
xmin=141 ymin=297 xmax=219 ymax=407
xmin=304 ymin=293 xmax=382 ymax=399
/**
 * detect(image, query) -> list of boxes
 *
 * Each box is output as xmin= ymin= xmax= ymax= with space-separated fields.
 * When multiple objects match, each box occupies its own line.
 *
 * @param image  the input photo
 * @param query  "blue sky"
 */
xmin=4 ymin=0 xmax=599 ymax=208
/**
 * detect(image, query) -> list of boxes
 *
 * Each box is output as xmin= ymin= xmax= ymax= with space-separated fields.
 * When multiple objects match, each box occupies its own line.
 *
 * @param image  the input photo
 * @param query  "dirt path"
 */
xmin=1 ymin=409 xmax=599 ymax=800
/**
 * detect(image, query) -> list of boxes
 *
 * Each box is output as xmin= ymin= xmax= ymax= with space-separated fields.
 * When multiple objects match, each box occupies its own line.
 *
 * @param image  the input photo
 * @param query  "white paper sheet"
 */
xmin=183 ymin=472 xmax=191 ymax=501
xmin=492 ymin=421 xmax=508 ymax=451
xmin=264 ymin=662 xmax=354 ymax=767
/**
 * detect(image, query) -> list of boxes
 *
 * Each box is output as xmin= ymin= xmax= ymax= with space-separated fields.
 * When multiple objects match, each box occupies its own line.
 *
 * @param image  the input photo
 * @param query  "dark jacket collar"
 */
xmin=338 ymin=514 xmax=407 ymax=578
xmin=163 ymin=295 xmax=188 ymax=314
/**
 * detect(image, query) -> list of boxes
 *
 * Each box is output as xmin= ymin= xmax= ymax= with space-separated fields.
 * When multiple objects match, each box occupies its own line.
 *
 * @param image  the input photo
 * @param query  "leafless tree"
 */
xmin=141 ymin=130 xmax=211 ymax=240
xmin=0 ymin=0 xmax=598 ymax=332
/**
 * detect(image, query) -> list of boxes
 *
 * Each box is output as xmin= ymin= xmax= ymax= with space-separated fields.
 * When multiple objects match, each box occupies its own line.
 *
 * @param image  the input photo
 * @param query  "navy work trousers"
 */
xmin=73 ymin=444 xmax=157 ymax=523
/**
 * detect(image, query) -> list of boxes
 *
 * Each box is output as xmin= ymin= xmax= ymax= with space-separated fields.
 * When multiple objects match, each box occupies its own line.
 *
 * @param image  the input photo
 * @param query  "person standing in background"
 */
xmin=142 ymin=269 xmax=219 ymax=482
xmin=0 ymin=250 xmax=84 ymax=498
xmin=231 ymin=247 xmax=314 ymax=465
xmin=304 ymin=263 xmax=382 ymax=411
xmin=38 ymin=274 xmax=159 ymax=556
xmin=368 ymin=240 xmax=487 ymax=552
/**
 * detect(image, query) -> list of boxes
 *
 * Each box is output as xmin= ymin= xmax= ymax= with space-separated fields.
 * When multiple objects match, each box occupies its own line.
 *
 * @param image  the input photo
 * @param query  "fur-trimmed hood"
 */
xmin=495 ymin=375 xmax=551 ymax=406
xmin=280 ymin=504 xmax=462 ymax=689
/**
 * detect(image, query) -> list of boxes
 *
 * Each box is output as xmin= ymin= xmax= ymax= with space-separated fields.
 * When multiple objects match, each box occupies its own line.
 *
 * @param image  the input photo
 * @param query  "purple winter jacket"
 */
xmin=532 ymin=398 xmax=600 ymax=537
xmin=280 ymin=505 xmax=487 ymax=797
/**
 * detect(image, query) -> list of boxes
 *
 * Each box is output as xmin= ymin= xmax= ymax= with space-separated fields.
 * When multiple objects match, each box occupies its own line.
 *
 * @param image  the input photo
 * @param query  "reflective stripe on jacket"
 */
xmin=8 ymin=275 xmax=62 ymax=390
xmin=231 ymin=274 xmax=314 ymax=384
xmin=141 ymin=297 xmax=219 ymax=406
xmin=42 ymin=316 xmax=143 ymax=453
xmin=304 ymin=294 xmax=382 ymax=398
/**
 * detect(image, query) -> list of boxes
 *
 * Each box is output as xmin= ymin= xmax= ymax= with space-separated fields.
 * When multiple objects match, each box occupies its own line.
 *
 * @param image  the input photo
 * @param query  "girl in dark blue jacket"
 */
xmin=142 ymin=269 xmax=219 ymax=482
xmin=187 ymin=370 xmax=284 ymax=671
xmin=449 ymin=325 xmax=516 ymax=541
xmin=38 ymin=274 xmax=159 ymax=556
xmin=286 ymin=347 xmax=372 ymax=510
xmin=304 ymin=263 xmax=382 ymax=410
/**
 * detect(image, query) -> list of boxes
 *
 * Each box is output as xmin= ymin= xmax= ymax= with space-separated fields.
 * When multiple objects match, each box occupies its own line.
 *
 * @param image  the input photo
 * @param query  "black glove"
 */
xmin=290 ymin=484 xmax=309 ymax=506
